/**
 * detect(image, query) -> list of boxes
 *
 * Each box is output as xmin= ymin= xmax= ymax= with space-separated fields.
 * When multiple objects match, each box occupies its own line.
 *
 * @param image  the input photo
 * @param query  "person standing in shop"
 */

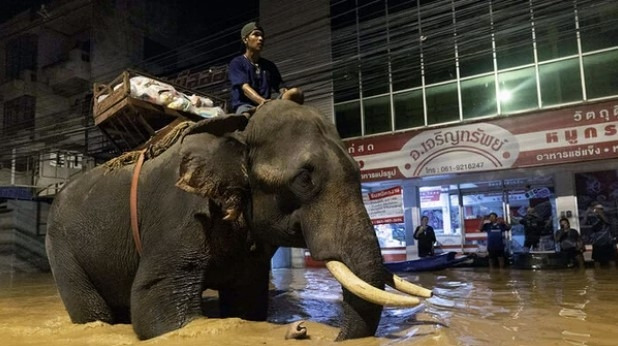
xmin=414 ymin=215 xmax=436 ymax=258
xmin=482 ymin=212 xmax=511 ymax=269
xmin=520 ymin=207 xmax=543 ymax=251
xmin=555 ymin=217 xmax=585 ymax=268
xmin=583 ymin=203 xmax=617 ymax=268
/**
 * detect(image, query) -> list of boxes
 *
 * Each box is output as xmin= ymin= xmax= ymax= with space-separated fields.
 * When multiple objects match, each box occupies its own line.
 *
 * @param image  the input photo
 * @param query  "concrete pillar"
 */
xmin=402 ymin=180 xmax=418 ymax=260
xmin=291 ymin=247 xmax=305 ymax=268
xmin=554 ymin=171 xmax=579 ymax=230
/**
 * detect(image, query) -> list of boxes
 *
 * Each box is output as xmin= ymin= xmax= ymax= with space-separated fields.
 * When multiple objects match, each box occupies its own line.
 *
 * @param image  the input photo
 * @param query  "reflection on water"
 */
xmin=1 ymin=267 xmax=617 ymax=345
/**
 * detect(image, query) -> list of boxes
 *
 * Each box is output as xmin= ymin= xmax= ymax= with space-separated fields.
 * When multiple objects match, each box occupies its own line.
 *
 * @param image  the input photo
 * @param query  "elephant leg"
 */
xmin=218 ymin=264 xmax=270 ymax=321
xmin=48 ymin=251 xmax=115 ymax=324
xmin=130 ymin=260 xmax=205 ymax=340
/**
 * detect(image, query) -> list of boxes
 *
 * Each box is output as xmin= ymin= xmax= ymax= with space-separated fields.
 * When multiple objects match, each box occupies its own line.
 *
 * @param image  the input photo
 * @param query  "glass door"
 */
xmin=418 ymin=177 xmax=556 ymax=254
xmin=504 ymin=178 xmax=557 ymax=252
xmin=419 ymin=185 xmax=463 ymax=252
xmin=459 ymin=184 xmax=507 ymax=253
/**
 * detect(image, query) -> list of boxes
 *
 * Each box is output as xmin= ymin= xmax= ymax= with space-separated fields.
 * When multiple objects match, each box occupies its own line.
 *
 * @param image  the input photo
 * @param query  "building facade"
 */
xmin=1 ymin=0 xmax=617 ymax=269
xmin=331 ymin=0 xmax=618 ymax=260
xmin=0 ymin=0 xmax=96 ymax=271
xmin=0 ymin=0 xmax=259 ymax=271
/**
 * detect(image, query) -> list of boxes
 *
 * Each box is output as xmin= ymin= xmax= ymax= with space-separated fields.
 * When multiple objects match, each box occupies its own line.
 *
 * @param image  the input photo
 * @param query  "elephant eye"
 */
xmin=291 ymin=168 xmax=315 ymax=198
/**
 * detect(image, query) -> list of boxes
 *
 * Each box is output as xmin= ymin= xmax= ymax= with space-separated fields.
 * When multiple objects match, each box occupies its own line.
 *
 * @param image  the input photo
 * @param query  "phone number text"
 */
xmin=425 ymin=162 xmax=485 ymax=174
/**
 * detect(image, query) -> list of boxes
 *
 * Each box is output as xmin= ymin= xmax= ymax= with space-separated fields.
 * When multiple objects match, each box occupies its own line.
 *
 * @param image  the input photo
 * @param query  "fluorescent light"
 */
xmin=499 ymin=89 xmax=512 ymax=102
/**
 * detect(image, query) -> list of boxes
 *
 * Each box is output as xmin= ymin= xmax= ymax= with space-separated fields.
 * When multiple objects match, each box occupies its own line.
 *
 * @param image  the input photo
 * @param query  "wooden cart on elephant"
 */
xmin=93 ymin=70 xmax=227 ymax=154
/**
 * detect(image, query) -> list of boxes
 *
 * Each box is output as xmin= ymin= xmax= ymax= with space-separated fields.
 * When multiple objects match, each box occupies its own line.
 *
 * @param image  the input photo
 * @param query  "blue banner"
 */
xmin=0 ymin=186 xmax=32 ymax=200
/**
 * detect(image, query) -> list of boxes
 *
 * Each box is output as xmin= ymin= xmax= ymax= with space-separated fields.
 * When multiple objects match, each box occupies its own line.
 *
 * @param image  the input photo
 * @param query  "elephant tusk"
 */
xmin=325 ymin=261 xmax=420 ymax=307
xmin=388 ymin=274 xmax=433 ymax=298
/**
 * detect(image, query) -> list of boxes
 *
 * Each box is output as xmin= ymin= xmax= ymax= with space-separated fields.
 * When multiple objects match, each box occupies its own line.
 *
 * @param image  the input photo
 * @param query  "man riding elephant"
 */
xmin=46 ymin=100 xmax=431 ymax=341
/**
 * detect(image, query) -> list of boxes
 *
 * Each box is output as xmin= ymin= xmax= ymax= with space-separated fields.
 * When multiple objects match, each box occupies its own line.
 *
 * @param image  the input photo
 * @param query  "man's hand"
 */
xmin=242 ymin=83 xmax=267 ymax=105
xmin=256 ymin=99 xmax=272 ymax=111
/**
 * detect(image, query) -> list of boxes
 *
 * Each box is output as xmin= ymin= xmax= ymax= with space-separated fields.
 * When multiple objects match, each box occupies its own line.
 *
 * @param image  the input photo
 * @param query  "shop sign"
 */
xmin=420 ymin=189 xmax=441 ymax=203
xmin=347 ymin=99 xmax=618 ymax=182
xmin=402 ymin=123 xmax=519 ymax=177
xmin=363 ymin=186 xmax=404 ymax=225
xmin=166 ymin=66 xmax=228 ymax=89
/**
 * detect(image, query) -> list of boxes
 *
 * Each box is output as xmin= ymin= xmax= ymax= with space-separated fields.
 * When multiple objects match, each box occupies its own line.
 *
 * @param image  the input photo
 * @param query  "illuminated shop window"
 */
xmin=419 ymin=185 xmax=460 ymax=235
xmin=498 ymin=67 xmax=538 ymax=114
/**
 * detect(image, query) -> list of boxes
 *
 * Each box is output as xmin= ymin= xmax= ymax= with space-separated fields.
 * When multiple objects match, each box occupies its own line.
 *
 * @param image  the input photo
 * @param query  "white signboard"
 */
xmin=363 ymin=186 xmax=404 ymax=225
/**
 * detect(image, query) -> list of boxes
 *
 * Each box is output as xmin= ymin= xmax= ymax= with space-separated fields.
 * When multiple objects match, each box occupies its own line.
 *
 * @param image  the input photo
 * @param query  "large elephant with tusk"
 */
xmin=45 ymin=100 xmax=432 ymax=341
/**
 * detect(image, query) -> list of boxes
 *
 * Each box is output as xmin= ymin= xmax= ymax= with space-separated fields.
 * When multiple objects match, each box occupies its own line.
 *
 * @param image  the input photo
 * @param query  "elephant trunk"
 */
xmin=321 ymin=211 xmax=430 ymax=340
xmin=335 ymin=270 xmax=383 ymax=340
xmin=329 ymin=208 xmax=384 ymax=340
xmin=331 ymin=264 xmax=431 ymax=340
xmin=303 ymin=190 xmax=430 ymax=340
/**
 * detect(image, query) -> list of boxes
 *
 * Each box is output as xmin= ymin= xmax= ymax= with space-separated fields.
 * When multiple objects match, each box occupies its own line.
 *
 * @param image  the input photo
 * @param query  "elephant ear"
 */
xmin=176 ymin=130 xmax=248 ymax=221
xmin=182 ymin=114 xmax=248 ymax=140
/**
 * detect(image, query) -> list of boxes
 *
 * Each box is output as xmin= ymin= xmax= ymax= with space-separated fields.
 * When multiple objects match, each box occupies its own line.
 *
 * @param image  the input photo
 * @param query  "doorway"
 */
xmin=418 ymin=177 xmax=556 ymax=253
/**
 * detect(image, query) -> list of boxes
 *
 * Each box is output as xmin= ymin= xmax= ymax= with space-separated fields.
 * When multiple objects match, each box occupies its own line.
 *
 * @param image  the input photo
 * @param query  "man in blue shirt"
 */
xmin=482 ymin=212 xmax=511 ymax=269
xmin=228 ymin=22 xmax=303 ymax=115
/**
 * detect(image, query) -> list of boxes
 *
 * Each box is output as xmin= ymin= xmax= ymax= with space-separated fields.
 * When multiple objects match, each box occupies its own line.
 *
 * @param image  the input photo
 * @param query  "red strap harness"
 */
xmin=130 ymin=149 xmax=147 ymax=256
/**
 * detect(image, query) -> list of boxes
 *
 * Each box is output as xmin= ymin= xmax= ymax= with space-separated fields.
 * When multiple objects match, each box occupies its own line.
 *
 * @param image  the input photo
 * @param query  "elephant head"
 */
xmin=176 ymin=100 xmax=432 ymax=340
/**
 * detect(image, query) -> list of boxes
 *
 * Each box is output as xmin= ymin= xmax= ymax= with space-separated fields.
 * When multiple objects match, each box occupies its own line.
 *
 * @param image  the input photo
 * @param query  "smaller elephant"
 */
xmin=46 ymin=100 xmax=432 ymax=341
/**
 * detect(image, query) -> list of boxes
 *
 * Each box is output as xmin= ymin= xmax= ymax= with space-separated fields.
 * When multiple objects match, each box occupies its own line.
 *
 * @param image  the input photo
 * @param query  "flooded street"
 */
xmin=1 ymin=267 xmax=617 ymax=345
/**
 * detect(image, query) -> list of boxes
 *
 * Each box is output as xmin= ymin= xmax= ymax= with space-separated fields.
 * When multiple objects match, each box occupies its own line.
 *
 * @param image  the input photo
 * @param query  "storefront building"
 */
xmin=331 ymin=0 xmax=618 ymax=260
xmin=348 ymin=99 xmax=618 ymax=260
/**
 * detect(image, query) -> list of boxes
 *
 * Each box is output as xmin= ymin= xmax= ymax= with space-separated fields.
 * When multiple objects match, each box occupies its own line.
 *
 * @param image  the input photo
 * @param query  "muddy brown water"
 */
xmin=1 ymin=267 xmax=617 ymax=345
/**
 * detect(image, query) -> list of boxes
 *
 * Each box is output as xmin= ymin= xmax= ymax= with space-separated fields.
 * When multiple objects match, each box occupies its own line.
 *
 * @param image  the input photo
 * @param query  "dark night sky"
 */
xmin=0 ymin=0 xmax=257 ymax=25
xmin=0 ymin=0 xmax=52 ymax=23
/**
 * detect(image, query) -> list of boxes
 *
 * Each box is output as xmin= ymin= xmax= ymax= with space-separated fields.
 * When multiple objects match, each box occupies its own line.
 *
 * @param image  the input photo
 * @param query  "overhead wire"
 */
xmin=0 ymin=0 xmax=617 ymax=163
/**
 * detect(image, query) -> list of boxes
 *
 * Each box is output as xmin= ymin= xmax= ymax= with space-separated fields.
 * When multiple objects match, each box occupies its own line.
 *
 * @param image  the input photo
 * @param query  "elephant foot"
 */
xmin=285 ymin=320 xmax=308 ymax=340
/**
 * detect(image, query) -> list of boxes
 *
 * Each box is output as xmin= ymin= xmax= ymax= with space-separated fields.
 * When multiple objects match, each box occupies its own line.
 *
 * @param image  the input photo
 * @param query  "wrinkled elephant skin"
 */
xmin=46 ymin=100 xmax=426 ymax=341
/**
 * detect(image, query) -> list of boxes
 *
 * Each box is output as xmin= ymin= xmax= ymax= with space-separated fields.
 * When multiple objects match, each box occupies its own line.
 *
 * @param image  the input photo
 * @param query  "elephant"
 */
xmin=45 ymin=99 xmax=432 ymax=341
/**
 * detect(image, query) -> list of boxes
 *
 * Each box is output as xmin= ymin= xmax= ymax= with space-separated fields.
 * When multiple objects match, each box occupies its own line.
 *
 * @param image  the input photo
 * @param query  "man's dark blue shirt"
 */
xmin=228 ymin=55 xmax=283 ymax=112
xmin=482 ymin=222 xmax=508 ymax=251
